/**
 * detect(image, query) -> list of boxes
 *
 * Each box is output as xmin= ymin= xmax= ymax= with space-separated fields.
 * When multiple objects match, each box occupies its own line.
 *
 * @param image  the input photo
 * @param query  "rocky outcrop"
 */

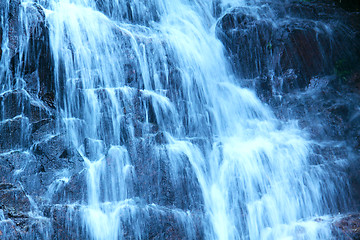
xmin=216 ymin=0 xmax=360 ymax=93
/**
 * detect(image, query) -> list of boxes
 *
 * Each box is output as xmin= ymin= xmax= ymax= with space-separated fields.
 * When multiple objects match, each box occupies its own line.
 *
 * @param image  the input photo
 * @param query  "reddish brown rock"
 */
xmin=333 ymin=214 xmax=360 ymax=239
xmin=216 ymin=1 xmax=360 ymax=94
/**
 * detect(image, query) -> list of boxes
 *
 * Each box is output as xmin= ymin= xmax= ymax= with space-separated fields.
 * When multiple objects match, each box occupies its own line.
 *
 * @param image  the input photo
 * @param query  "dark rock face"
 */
xmin=0 ymin=184 xmax=31 ymax=215
xmin=0 ymin=117 xmax=30 ymax=152
xmin=4 ymin=0 xmax=55 ymax=102
xmin=333 ymin=214 xmax=360 ymax=239
xmin=334 ymin=0 xmax=360 ymax=11
xmin=131 ymin=139 xmax=203 ymax=211
xmin=216 ymin=1 xmax=360 ymax=94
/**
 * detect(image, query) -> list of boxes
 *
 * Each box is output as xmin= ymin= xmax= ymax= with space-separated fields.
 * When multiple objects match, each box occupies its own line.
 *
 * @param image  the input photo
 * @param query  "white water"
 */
xmin=5 ymin=0 xmax=350 ymax=239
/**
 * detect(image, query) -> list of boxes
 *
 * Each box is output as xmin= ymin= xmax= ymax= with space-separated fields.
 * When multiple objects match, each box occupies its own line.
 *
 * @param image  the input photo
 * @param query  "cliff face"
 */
xmin=0 ymin=0 xmax=360 ymax=239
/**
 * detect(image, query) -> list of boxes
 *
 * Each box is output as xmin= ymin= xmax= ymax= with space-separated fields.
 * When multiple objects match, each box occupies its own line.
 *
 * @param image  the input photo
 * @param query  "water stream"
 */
xmin=1 ymin=0 xmax=352 ymax=239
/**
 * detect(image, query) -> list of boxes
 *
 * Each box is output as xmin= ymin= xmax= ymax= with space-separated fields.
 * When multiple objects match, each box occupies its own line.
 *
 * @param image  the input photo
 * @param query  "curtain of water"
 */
xmin=1 ymin=1 xmax=12 ymax=93
xmin=8 ymin=0 xmax=351 ymax=239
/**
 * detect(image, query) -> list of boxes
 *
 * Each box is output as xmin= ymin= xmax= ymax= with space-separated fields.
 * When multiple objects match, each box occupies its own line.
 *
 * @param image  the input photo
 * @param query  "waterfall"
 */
xmin=1 ymin=0 xmax=352 ymax=239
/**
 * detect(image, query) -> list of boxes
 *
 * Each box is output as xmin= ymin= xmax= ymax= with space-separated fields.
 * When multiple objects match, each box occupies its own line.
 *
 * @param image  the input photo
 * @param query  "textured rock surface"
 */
xmin=216 ymin=1 xmax=360 ymax=93
xmin=333 ymin=214 xmax=360 ymax=239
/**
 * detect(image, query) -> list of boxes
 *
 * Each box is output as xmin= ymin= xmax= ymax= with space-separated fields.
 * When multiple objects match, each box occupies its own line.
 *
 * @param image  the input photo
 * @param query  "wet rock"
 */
xmin=20 ymin=3 xmax=47 ymax=74
xmin=95 ymin=0 xmax=161 ymax=26
xmin=26 ymin=134 xmax=86 ymax=204
xmin=271 ymin=78 xmax=360 ymax=142
xmin=0 ymin=220 xmax=20 ymax=240
xmin=5 ymin=1 xmax=55 ymax=103
xmin=0 ymin=90 xmax=52 ymax=122
xmin=0 ymin=185 xmax=31 ymax=216
xmin=333 ymin=214 xmax=360 ymax=239
xmin=50 ymin=170 xmax=87 ymax=204
xmin=7 ymin=0 xmax=20 ymax=59
xmin=0 ymin=152 xmax=45 ymax=199
xmin=0 ymin=1 xmax=7 ymax=18
xmin=132 ymin=140 xmax=203 ymax=211
xmin=280 ymin=26 xmax=329 ymax=84
xmin=0 ymin=91 xmax=29 ymax=120
xmin=0 ymin=156 xmax=14 ymax=183
xmin=23 ymin=2 xmax=55 ymax=102
xmin=0 ymin=151 xmax=34 ymax=184
xmin=349 ymin=161 xmax=360 ymax=207
xmin=216 ymin=1 xmax=360 ymax=94
xmin=267 ymin=73 xmax=360 ymax=208
xmin=130 ymin=205 xmax=203 ymax=240
xmin=46 ymin=203 xmax=203 ymax=240
xmin=30 ymin=118 xmax=56 ymax=143
xmin=1 ymin=0 xmax=360 ymax=238
xmin=218 ymin=3 xmax=360 ymax=182
xmin=83 ymin=138 xmax=105 ymax=161
xmin=0 ymin=217 xmax=51 ymax=240
xmin=0 ymin=140 xmax=86 ymax=205
xmin=33 ymin=135 xmax=84 ymax=172
xmin=16 ymin=218 xmax=51 ymax=240
xmin=17 ymin=164 xmax=49 ymax=199
xmin=0 ymin=117 xmax=30 ymax=152
xmin=0 ymin=183 xmax=16 ymax=191
xmin=46 ymin=204 xmax=85 ymax=239
xmin=135 ymin=207 xmax=202 ymax=240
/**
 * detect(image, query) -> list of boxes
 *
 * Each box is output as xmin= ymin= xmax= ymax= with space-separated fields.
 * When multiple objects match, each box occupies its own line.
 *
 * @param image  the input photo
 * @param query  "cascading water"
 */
xmin=0 ymin=0 xmax=354 ymax=239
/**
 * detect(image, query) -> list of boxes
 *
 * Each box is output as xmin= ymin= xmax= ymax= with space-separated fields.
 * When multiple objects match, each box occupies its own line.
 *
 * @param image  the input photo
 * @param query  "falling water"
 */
xmin=1 ymin=0 xmax=352 ymax=239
